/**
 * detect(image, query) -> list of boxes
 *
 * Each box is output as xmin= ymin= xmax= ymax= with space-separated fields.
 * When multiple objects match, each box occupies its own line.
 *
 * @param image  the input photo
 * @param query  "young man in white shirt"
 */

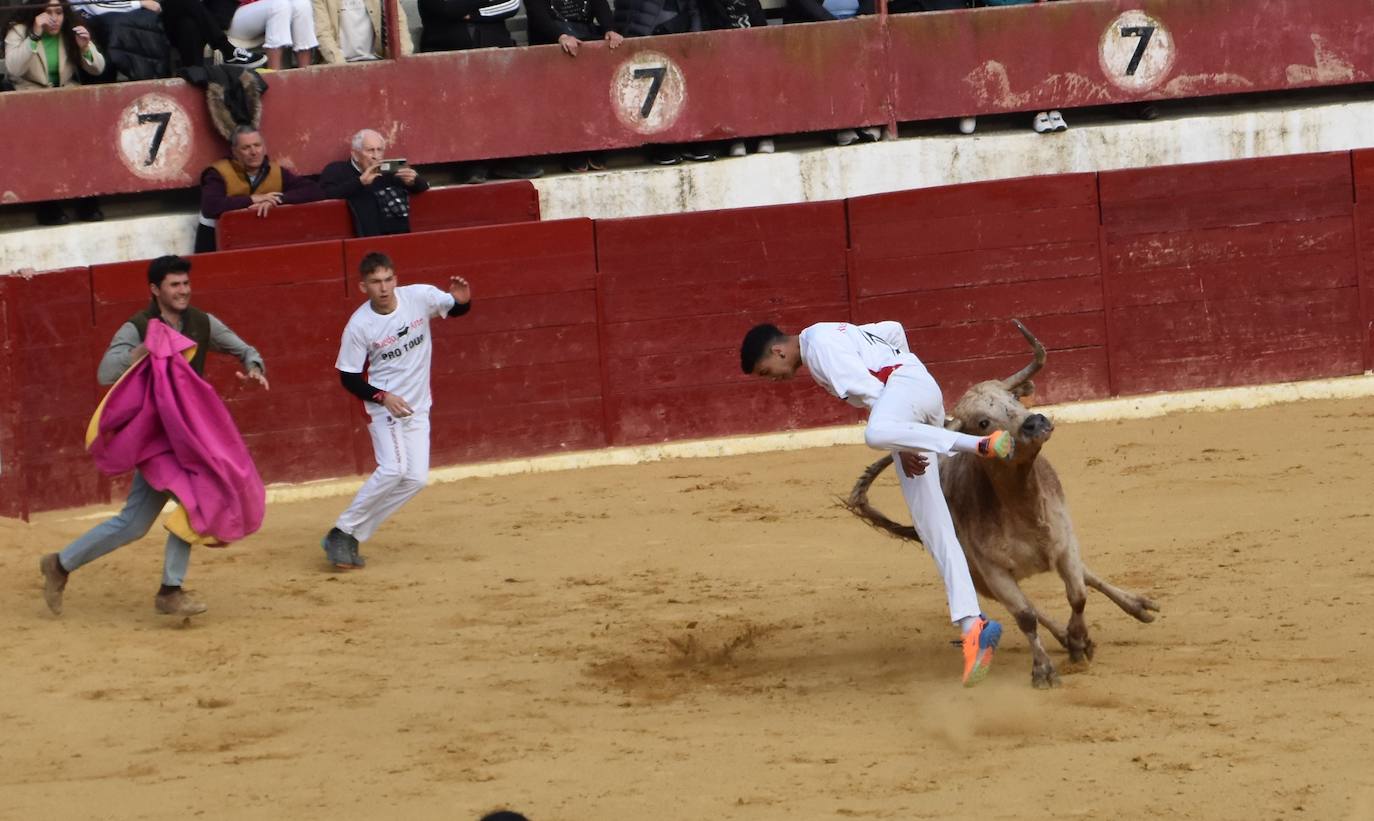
xmin=740 ymin=320 xmax=1014 ymax=687
xmin=322 ymin=252 xmax=471 ymax=569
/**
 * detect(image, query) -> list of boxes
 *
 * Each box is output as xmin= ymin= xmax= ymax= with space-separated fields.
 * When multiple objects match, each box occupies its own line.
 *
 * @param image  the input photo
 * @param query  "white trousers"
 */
xmin=229 ymin=0 xmax=319 ymax=50
xmin=336 ymin=412 xmax=430 ymax=543
xmin=863 ymin=368 xmax=982 ymax=624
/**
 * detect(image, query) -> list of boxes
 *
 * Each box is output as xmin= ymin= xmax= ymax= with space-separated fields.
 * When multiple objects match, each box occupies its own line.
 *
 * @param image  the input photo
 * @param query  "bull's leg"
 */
xmin=1082 ymin=565 xmax=1160 ymax=623
xmin=978 ymin=566 xmax=1059 ymax=689
xmin=1054 ymin=551 xmax=1094 ymax=664
xmin=1030 ymin=603 xmax=1070 ymax=651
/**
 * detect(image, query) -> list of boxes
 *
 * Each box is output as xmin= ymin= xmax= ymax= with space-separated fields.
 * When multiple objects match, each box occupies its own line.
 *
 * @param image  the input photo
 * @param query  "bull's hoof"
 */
xmin=1068 ymin=637 xmax=1095 ymax=664
xmin=1131 ymin=596 xmax=1161 ymax=622
xmin=1032 ymin=666 xmax=1061 ymax=689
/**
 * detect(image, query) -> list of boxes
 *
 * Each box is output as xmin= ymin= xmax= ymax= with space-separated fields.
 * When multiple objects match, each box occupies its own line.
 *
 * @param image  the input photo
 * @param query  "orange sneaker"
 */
xmin=977 ymin=431 xmax=1015 ymax=460
xmin=961 ymin=616 xmax=1002 ymax=687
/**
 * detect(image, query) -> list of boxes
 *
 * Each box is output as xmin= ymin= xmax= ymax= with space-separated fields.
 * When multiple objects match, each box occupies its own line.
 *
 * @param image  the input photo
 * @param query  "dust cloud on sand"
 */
xmin=3 ymin=397 xmax=1374 ymax=820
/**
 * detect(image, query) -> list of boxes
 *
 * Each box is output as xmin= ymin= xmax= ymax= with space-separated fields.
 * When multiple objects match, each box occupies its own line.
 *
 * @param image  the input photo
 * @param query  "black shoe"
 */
xmin=320 ymin=527 xmax=357 ymax=570
xmin=493 ymin=159 xmax=544 ymax=180
xmin=586 ymin=152 xmax=607 ymax=171
xmin=680 ymin=147 xmax=717 ymax=162
xmin=75 ymin=204 xmax=104 ymax=222
xmin=650 ymin=150 xmax=682 ymax=166
xmin=347 ymin=534 xmax=366 ymax=568
xmin=564 ymin=154 xmax=591 ymax=173
xmin=222 ymin=47 xmax=267 ymax=69
xmin=459 ymin=163 xmax=489 ymax=185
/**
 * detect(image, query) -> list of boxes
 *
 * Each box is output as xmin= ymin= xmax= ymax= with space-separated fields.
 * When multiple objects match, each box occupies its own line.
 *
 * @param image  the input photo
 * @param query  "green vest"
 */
xmin=128 ymin=301 xmax=212 ymax=376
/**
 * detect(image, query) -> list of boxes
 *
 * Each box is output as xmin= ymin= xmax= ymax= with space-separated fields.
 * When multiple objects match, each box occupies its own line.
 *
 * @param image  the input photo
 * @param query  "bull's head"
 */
xmin=945 ymin=320 xmax=1055 ymax=463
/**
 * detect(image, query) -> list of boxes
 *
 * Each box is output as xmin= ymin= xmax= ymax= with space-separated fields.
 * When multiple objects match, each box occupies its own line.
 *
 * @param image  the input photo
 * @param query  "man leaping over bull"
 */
xmin=740 ymin=320 xmax=1014 ymax=687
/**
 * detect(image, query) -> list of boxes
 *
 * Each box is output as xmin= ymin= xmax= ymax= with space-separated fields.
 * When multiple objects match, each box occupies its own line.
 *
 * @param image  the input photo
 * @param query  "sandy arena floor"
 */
xmin=3 ymin=397 xmax=1374 ymax=821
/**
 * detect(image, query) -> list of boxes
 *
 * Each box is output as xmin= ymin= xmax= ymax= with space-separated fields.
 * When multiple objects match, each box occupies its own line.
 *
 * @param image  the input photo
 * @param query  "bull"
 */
xmin=845 ymin=320 xmax=1159 ymax=688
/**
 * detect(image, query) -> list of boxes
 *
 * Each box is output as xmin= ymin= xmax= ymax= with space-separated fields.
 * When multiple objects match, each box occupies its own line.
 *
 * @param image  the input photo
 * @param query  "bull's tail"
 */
xmin=843 ymin=454 xmax=921 ymax=542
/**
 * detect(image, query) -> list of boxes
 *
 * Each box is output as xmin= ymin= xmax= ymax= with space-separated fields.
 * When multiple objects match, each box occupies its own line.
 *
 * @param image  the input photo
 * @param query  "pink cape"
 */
xmin=86 ymin=320 xmax=265 ymax=545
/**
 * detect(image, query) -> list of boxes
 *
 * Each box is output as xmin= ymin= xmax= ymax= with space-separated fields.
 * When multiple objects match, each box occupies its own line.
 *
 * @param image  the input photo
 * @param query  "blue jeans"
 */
xmin=58 ymin=473 xmax=191 ymax=587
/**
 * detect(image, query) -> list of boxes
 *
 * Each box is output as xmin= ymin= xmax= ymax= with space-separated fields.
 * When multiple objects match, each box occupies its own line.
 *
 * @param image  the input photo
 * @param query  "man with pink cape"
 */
xmin=38 ymin=256 xmax=269 ymax=618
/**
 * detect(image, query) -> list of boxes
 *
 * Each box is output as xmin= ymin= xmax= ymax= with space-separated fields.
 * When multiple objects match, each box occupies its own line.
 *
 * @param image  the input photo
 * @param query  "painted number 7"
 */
xmin=137 ymin=111 xmax=172 ymax=166
xmin=1119 ymin=25 xmax=1155 ymax=76
xmin=633 ymin=66 xmax=667 ymax=118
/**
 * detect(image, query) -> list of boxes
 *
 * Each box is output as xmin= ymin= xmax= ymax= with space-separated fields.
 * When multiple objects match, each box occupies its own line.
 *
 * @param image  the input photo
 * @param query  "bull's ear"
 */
xmin=1012 ymin=379 xmax=1035 ymax=399
xmin=944 ymin=415 xmax=964 ymax=432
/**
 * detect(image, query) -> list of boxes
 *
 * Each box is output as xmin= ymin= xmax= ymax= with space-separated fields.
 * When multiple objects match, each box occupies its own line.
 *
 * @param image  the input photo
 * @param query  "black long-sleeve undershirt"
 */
xmin=337 ymin=299 xmax=472 ymax=404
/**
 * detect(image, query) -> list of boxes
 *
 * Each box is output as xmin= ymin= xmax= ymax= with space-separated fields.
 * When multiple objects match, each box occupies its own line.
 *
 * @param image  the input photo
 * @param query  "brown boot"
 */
xmin=39 ymin=553 xmax=68 ymax=616
xmin=154 ymin=588 xmax=207 ymax=616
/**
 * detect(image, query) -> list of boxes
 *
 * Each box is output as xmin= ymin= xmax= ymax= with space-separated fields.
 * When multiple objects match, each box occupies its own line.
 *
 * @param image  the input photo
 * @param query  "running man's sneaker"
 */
xmin=977 ymin=430 xmax=1015 ymax=460
xmin=39 ymin=553 xmax=67 ymax=616
xmin=347 ymin=533 xmax=366 ymax=569
xmin=223 ymin=47 xmax=267 ymax=69
xmin=961 ymin=615 xmax=1002 ymax=687
xmin=155 ymin=588 xmax=208 ymax=616
xmin=321 ymin=527 xmax=357 ymax=570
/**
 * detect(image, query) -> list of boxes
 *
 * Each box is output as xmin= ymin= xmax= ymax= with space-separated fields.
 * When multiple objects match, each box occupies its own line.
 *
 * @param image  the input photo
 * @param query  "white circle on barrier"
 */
xmin=610 ymin=52 xmax=687 ymax=134
xmin=1099 ymin=10 xmax=1176 ymax=92
xmin=116 ymin=93 xmax=192 ymax=180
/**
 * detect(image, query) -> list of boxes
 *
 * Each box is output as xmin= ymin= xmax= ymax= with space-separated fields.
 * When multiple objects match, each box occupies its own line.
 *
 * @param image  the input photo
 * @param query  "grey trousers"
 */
xmin=58 ymin=473 xmax=191 ymax=587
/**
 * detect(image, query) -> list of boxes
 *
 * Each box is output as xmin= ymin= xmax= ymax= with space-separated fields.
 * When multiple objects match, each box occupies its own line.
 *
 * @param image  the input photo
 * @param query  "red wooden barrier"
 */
xmin=0 ymin=277 xmax=20 ymax=519
xmin=1351 ymin=148 xmax=1374 ymax=370
xmin=596 ymin=201 xmax=857 ymax=444
xmin=216 ymin=181 xmax=542 ymax=251
xmin=89 ymin=243 xmax=358 ymax=485
xmin=6 ymin=0 xmax=1374 ymax=204
xmin=4 ymin=268 xmax=104 ymax=514
xmin=1099 ymin=152 xmax=1363 ymax=394
xmin=848 ymin=174 xmax=1111 ymax=403
xmin=341 ymin=219 xmax=605 ymax=465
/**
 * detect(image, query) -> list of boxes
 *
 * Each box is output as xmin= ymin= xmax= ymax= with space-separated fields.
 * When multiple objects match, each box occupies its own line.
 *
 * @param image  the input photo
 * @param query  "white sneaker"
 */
xmin=958 ymin=116 xmax=977 ymax=134
xmin=756 ymin=138 xmax=775 ymax=154
xmin=728 ymin=140 xmax=747 ymax=158
xmin=1048 ymin=110 xmax=1068 ymax=132
xmin=1033 ymin=111 xmax=1054 ymax=133
xmin=835 ymin=128 xmax=859 ymax=146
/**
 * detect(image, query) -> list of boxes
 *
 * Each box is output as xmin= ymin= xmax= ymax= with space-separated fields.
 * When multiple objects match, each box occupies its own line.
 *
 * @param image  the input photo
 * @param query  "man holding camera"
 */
xmin=320 ymin=128 xmax=429 ymax=237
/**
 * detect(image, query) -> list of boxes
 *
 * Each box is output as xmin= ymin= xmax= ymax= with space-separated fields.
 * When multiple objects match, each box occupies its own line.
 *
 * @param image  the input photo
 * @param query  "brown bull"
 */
xmin=846 ymin=320 xmax=1159 ymax=687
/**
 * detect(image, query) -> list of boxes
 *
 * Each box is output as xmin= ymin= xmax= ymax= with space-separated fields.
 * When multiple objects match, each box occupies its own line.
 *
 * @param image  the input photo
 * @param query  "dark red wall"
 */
xmin=6 ymin=150 xmax=1374 ymax=517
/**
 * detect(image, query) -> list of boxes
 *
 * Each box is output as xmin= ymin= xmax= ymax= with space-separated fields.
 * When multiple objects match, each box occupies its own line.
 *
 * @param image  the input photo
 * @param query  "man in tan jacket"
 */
xmin=311 ymin=0 xmax=412 ymax=62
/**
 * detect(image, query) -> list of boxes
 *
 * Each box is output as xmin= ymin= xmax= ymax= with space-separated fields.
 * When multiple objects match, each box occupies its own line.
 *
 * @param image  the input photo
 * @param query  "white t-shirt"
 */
xmin=336 ymin=284 xmax=455 ymax=416
xmin=798 ymin=321 xmax=929 ymax=410
xmin=337 ymin=0 xmax=376 ymax=61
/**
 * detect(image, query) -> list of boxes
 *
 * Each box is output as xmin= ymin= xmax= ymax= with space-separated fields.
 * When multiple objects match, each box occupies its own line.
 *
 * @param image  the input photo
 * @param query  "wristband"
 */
xmin=372 ymin=390 xmax=387 ymax=403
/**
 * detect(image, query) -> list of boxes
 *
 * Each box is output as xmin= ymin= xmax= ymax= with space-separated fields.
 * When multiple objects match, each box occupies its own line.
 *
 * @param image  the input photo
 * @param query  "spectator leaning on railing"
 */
xmin=196 ymin=124 xmax=326 ymax=252
xmin=525 ymin=0 xmax=623 ymax=172
xmin=320 ymin=128 xmax=428 ymax=236
xmin=312 ymin=0 xmax=411 ymax=62
xmin=226 ymin=0 xmax=320 ymax=69
xmin=4 ymin=0 xmax=108 ymax=224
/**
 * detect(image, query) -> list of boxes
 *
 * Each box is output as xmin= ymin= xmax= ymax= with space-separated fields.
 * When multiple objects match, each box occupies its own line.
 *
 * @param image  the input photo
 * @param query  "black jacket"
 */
xmin=525 ymin=0 xmax=613 ymax=43
xmin=701 ymin=0 xmax=765 ymax=29
xmin=782 ymin=0 xmax=873 ymax=22
xmin=418 ymin=0 xmax=518 ymax=50
xmin=612 ymin=0 xmax=700 ymax=37
xmin=319 ymin=160 xmax=430 ymax=237
xmin=91 ymin=8 xmax=171 ymax=80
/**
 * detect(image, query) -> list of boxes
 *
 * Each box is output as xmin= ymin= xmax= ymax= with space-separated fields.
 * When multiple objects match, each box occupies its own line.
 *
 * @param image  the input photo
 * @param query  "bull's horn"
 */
xmin=843 ymin=455 xmax=921 ymax=543
xmin=1001 ymin=318 xmax=1046 ymax=390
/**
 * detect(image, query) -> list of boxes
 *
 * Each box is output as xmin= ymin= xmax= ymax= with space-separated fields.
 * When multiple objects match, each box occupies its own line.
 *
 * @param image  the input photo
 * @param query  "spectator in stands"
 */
xmin=525 ymin=0 xmax=621 ymax=171
xmin=226 ymin=0 xmax=319 ymax=69
xmin=162 ymin=0 xmax=266 ymax=68
xmin=418 ymin=0 xmax=544 ymax=182
xmin=320 ymin=128 xmax=428 ymax=236
xmin=781 ymin=0 xmax=879 ymax=147
xmin=612 ymin=0 xmax=716 ymax=165
xmin=196 ymin=124 xmax=326 ymax=252
xmin=4 ymin=0 xmax=107 ymax=224
xmin=77 ymin=0 xmax=172 ymax=80
xmin=313 ymin=0 xmax=411 ymax=62
xmin=702 ymin=0 xmax=772 ymax=158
